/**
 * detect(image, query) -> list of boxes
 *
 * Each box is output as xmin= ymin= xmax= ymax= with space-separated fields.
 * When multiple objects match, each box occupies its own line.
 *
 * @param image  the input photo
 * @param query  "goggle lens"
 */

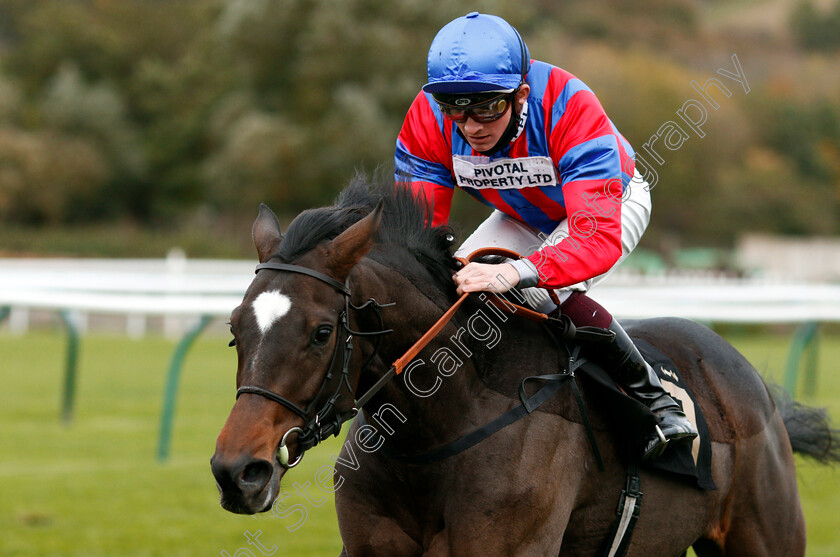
xmin=437 ymin=96 xmax=511 ymax=124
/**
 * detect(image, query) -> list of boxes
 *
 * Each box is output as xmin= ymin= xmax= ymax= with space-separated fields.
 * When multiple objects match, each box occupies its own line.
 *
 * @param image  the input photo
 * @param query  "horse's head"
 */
xmin=211 ymin=202 xmax=381 ymax=514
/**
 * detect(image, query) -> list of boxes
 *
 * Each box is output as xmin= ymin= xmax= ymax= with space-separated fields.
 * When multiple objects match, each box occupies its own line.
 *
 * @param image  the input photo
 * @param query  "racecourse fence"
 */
xmin=2 ymin=256 xmax=839 ymax=459
xmin=5 ymin=256 xmax=840 ymax=332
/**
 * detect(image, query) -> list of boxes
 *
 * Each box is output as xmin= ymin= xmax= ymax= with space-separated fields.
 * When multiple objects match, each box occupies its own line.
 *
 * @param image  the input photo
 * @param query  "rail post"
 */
xmin=783 ymin=321 xmax=820 ymax=397
xmin=157 ymin=315 xmax=213 ymax=461
xmin=57 ymin=310 xmax=81 ymax=423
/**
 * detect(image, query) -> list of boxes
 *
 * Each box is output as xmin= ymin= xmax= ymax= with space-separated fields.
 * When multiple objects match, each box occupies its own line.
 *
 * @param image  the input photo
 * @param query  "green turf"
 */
xmin=1 ymin=329 xmax=838 ymax=556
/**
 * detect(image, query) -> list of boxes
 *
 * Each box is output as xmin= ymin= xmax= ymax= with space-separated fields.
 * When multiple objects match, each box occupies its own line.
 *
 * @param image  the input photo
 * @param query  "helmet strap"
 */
xmin=477 ymin=113 xmax=518 ymax=156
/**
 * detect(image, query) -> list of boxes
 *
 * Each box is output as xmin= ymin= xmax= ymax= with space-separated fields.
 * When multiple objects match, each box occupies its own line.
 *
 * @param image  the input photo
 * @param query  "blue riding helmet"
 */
xmin=423 ymin=12 xmax=530 ymax=95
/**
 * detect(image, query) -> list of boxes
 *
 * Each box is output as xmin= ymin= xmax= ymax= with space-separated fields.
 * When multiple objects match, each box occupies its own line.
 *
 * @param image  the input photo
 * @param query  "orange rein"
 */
xmin=390 ymin=247 xmax=559 ymax=375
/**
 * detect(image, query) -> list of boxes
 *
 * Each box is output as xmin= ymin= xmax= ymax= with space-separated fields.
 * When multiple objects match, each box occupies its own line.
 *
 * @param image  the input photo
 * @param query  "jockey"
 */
xmin=395 ymin=12 xmax=697 ymax=460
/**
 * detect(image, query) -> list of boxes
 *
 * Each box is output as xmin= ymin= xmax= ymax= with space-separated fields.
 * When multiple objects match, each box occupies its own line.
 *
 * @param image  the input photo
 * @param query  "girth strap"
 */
xmin=602 ymin=464 xmax=643 ymax=557
xmin=365 ymin=346 xmax=605 ymax=470
xmin=361 ymin=371 xmax=573 ymax=464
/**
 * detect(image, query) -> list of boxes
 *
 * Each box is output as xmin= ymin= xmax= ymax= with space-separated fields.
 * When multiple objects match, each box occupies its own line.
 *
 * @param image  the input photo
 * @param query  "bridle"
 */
xmin=235 ymin=248 xmax=561 ymax=469
xmin=235 ymin=261 xmax=392 ymax=469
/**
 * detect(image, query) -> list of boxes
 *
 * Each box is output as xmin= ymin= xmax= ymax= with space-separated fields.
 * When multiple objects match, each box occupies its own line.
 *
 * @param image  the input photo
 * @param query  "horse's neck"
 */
xmin=352 ymin=259 xmax=488 ymax=450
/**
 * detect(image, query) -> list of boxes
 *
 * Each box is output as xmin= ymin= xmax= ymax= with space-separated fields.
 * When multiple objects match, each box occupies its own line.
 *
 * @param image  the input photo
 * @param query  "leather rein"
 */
xmin=235 ymin=248 xmax=562 ymax=469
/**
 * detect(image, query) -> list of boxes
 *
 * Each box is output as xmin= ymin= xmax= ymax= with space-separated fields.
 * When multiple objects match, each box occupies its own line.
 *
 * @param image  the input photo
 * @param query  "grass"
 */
xmin=0 ymin=329 xmax=838 ymax=556
xmin=0 ymin=332 xmax=343 ymax=557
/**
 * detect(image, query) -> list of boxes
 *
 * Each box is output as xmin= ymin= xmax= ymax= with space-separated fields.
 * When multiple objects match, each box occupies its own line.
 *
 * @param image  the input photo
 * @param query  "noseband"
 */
xmin=236 ymin=261 xmax=392 ymax=468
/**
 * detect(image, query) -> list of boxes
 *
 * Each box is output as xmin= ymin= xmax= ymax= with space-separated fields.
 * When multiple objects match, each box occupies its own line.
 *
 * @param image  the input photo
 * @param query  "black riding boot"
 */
xmin=591 ymin=319 xmax=698 ymax=460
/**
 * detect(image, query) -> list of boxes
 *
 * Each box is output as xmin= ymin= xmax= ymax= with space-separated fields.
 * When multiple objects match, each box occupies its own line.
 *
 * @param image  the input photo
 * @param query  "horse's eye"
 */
xmin=311 ymin=325 xmax=334 ymax=346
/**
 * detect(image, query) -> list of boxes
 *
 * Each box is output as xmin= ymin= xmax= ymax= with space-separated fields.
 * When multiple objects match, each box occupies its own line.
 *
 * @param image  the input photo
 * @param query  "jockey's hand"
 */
xmin=453 ymin=262 xmax=521 ymax=295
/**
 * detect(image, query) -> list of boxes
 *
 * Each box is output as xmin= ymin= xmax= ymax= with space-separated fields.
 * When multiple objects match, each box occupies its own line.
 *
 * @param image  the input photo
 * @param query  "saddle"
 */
xmin=476 ymin=308 xmax=716 ymax=490
xmin=572 ymin=335 xmax=716 ymax=490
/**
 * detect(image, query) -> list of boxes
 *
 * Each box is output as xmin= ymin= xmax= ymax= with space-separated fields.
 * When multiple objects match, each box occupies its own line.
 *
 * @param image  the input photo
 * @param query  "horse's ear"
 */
xmin=252 ymin=203 xmax=283 ymax=263
xmin=327 ymin=200 xmax=383 ymax=280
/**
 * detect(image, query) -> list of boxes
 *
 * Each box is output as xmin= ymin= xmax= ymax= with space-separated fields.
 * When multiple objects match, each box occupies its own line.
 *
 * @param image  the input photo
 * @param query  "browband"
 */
xmin=255 ymin=262 xmax=350 ymax=296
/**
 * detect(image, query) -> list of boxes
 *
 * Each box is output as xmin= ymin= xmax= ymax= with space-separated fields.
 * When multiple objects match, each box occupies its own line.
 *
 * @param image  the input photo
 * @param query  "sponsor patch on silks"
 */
xmin=452 ymin=155 xmax=559 ymax=190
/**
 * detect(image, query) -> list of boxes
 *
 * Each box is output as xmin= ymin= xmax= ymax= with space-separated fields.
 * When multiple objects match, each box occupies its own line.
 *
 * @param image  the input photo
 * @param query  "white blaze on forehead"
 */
xmin=252 ymin=290 xmax=292 ymax=334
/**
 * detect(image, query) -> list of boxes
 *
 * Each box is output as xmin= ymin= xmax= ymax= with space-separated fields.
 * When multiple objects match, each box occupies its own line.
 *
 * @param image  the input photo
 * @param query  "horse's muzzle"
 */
xmin=210 ymin=452 xmax=281 ymax=514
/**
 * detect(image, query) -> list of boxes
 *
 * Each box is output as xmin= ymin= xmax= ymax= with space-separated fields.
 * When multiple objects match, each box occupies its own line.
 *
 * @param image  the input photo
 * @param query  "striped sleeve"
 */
xmin=395 ymin=92 xmax=455 ymax=226
xmin=527 ymin=77 xmax=631 ymax=288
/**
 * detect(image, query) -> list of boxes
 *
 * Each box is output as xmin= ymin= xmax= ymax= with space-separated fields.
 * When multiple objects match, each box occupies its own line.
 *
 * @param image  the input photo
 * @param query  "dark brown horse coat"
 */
xmin=212 ymin=179 xmax=837 ymax=557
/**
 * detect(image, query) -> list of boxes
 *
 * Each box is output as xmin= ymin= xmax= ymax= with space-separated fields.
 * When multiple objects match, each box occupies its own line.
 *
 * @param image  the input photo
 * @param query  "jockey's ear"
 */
xmin=516 ymin=84 xmax=530 ymax=112
xmin=326 ymin=200 xmax=383 ymax=280
xmin=252 ymin=203 xmax=283 ymax=263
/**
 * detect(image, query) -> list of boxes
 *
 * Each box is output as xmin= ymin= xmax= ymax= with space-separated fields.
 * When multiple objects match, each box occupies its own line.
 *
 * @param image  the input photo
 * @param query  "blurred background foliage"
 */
xmin=0 ymin=0 xmax=838 ymax=257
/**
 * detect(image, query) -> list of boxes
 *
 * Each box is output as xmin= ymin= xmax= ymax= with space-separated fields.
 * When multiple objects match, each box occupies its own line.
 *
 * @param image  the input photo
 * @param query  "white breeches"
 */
xmin=455 ymin=169 xmax=652 ymax=311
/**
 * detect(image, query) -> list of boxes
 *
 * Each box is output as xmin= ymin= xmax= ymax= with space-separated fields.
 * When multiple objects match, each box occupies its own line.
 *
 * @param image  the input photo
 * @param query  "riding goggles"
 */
xmin=432 ymin=91 xmax=515 ymax=124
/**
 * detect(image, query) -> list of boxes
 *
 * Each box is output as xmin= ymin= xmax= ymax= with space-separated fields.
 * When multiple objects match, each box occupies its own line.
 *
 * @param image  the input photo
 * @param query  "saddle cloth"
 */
xmin=578 ymin=338 xmax=716 ymax=490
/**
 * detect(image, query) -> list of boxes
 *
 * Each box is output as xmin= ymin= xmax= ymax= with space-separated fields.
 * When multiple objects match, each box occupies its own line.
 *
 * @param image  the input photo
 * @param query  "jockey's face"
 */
xmin=456 ymin=84 xmax=530 ymax=153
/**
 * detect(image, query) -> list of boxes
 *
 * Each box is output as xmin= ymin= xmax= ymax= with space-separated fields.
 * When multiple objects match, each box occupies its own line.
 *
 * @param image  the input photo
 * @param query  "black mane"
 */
xmin=277 ymin=170 xmax=459 ymax=293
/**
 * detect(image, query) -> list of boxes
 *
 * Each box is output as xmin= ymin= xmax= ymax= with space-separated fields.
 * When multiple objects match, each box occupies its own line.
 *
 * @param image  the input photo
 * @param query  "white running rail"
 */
xmin=3 ymin=258 xmax=840 ymax=334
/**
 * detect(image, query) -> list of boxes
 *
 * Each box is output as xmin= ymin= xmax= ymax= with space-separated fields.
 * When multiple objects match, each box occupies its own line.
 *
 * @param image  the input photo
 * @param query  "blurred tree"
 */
xmin=0 ymin=127 xmax=110 ymax=224
xmin=0 ymin=0 xmax=837 ymax=255
xmin=529 ymin=0 xmax=698 ymax=48
xmin=41 ymin=62 xmax=146 ymax=219
xmin=209 ymin=0 xmax=472 ymax=215
xmin=1 ymin=0 xmax=230 ymax=222
xmin=791 ymin=0 xmax=840 ymax=52
xmin=203 ymin=99 xmax=306 ymax=211
xmin=0 ymin=73 xmax=21 ymax=123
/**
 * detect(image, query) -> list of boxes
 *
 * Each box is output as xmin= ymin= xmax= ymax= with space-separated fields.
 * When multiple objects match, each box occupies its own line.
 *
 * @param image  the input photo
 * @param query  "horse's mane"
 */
xmin=277 ymin=169 xmax=459 ymax=294
xmin=278 ymin=172 xmax=558 ymax=406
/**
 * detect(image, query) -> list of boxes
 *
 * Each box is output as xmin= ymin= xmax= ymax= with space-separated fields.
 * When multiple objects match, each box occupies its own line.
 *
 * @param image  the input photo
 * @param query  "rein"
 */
xmin=355 ymin=247 xmax=560 ymax=410
xmin=236 ymin=247 xmax=605 ymax=470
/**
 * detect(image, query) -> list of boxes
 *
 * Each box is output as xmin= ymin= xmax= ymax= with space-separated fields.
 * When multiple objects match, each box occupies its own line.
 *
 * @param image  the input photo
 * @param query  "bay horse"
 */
xmin=211 ymin=176 xmax=838 ymax=556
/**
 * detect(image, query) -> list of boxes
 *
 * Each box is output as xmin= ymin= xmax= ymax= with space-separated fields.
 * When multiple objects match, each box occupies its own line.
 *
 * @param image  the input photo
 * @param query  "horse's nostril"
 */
xmin=239 ymin=459 xmax=273 ymax=489
xmin=212 ymin=454 xmax=274 ymax=500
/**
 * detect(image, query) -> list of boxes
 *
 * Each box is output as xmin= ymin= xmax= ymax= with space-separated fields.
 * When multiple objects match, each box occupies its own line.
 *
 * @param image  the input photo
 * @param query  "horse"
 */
xmin=211 ymin=175 xmax=839 ymax=556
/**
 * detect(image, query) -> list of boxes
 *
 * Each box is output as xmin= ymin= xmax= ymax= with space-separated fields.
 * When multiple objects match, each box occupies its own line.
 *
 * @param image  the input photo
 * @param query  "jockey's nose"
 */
xmin=463 ymin=116 xmax=484 ymax=132
xmin=211 ymin=452 xmax=273 ymax=501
